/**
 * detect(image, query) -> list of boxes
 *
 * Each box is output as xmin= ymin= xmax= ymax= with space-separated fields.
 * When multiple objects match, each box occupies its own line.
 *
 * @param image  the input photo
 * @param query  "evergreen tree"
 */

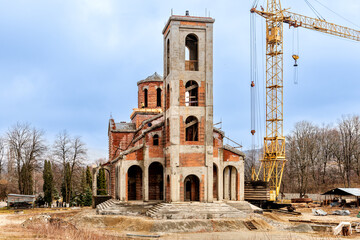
xmin=80 ymin=169 xmax=87 ymax=193
xmin=62 ymin=162 xmax=71 ymax=203
xmin=86 ymin=166 xmax=92 ymax=189
xmin=83 ymin=186 xmax=92 ymax=206
xmin=97 ymin=168 xmax=107 ymax=195
xmin=20 ymin=163 xmax=33 ymax=195
xmin=43 ymin=160 xmax=54 ymax=205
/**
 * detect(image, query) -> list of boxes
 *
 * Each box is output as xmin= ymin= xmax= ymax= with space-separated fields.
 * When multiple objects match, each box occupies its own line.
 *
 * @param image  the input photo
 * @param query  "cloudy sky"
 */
xmin=0 ymin=0 xmax=359 ymax=163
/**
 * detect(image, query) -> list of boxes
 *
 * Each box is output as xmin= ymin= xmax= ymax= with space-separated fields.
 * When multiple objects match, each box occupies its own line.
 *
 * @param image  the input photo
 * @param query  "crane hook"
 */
xmin=292 ymin=54 xmax=299 ymax=67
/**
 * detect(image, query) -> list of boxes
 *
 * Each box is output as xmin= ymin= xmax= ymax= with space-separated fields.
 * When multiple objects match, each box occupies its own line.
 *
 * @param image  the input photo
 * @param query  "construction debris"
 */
xmin=285 ymin=224 xmax=313 ymax=233
xmin=244 ymin=221 xmax=257 ymax=230
xmin=312 ymin=209 xmax=327 ymax=216
xmin=332 ymin=210 xmax=350 ymax=216
xmin=334 ymin=222 xmax=352 ymax=236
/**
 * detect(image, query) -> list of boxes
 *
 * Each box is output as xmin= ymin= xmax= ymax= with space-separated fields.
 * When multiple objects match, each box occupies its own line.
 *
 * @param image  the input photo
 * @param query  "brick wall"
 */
xmin=146 ymin=129 xmax=165 ymax=158
xmin=132 ymin=114 xmax=158 ymax=129
xmin=126 ymin=148 xmax=144 ymax=161
xmin=179 ymin=153 xmax=205 ymax=167
xmin=137 ymin=82 xmax=163 ymax=109
xmin=223 ymin=149 xmax=240 ymax=162
xmin=179 ymin=80 xmax=205 ymax=107
xmin=109 ymin=132 xmax=135 ymax=160
xmin=180 ymin=116 xmax=205 ymax=145
xmin=213 ymin=133 xmax=223 ymax=158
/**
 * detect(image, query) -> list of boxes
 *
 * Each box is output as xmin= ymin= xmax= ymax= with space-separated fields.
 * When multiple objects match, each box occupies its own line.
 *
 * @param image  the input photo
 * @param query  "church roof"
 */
xmin=137 ymin=72 xmax=163 ymax=85
xmin=115 ymin=122 xmax=136 ymax=131
xmin=109 ymin=120 xmax=136 ymax=132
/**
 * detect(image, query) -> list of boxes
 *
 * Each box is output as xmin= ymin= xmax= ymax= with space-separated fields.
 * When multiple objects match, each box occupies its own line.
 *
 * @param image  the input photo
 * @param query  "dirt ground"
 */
xmin=0 ymin=204 xmax=359 ymax=240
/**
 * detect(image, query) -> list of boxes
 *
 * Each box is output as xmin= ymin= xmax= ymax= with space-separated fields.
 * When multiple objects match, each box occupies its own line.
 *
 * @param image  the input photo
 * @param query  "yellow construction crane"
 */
xmin=249 ymin=0 xmax=360 ymax=204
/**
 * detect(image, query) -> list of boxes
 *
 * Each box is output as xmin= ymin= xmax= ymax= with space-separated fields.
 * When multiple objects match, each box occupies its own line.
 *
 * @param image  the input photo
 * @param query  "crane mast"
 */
xmin=250 ymin=0 xmax=360 ymax=203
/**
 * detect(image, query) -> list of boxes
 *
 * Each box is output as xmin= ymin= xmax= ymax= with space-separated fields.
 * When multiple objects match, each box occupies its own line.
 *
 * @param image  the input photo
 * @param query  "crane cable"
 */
xmin=311 ymin=0 xmax=360 ymax=29
xmin=252 ymin=0 xmax=260 ymax=9
xmin=292 ymin=27 xmax=300 ymax=84
xmin=250 ymin=9 xmax=258 ymax=169
xmin=303 ymin=0 xmax=326 ymax=20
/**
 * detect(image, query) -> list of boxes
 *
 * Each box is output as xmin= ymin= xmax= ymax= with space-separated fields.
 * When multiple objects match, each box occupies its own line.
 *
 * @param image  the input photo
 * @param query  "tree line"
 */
xmin=246 ymin=114 xmax=360 ymax=198
xmin=0 ymin=122 xmax=105 ymax=206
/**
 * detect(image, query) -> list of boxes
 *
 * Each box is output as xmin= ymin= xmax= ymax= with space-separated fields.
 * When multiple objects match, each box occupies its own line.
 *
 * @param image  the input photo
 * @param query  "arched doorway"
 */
xmin=148 ymin=162 xmax=163 ymax=200
xmin=128 ymin=165 xmax=142 ymax=200
xmin=223 ymin=166 xmax=238 ymax=201
xmin=184 ymin=175 xmax=200 ymax=201
xmin=213 ymin=164 xmax=218 ymax=200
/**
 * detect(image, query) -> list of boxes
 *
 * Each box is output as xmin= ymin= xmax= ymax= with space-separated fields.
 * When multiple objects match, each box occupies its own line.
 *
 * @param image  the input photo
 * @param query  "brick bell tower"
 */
xmin=163 ymin=12 xmax=215 ymax=202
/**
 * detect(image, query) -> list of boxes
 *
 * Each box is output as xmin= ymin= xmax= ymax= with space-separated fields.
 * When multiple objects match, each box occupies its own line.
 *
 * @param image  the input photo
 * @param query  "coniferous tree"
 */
xmin=43 ymin=160 xmax=54 ymax=205
xmin=80 ymin=169 xmax=87 ymax=193
xmin=86 ymin=166 xmax=92 ymax=189
xmin=97 ymin=168 xmax=107 ymax=195
xmin=61 ymin=162 xmax=71 ymax=203
xmin=83 ymin=186 xmax=92 ymax=206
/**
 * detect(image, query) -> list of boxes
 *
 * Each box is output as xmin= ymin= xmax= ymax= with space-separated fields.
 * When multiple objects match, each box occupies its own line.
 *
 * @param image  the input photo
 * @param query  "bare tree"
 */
xmin=244 ymin=148 xmax=262 ymax=181
xmin=317 ymin=125 xmax=338 ymax=185
xmin=6 ymin=123 xmax=46 ymax=195
xmin=53 ymin=131 xmax=87 ymax=203
xmin=0 ymin=137 xmax=5 ymax=179
xmin=335 ymin=115 xmax=360 ymax=187
xmin=286 ymin=121 xmax=319 ymax=197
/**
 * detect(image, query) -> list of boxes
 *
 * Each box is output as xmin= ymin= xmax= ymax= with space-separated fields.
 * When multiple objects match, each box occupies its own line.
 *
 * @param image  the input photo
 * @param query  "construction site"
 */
xmin=0 ymin=0 xmax=360 ymax=239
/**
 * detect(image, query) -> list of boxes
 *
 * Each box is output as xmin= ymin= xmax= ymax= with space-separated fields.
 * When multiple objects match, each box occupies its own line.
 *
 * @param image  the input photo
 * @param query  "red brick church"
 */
xmin=93 ymin=13 xmax=245 ymax=203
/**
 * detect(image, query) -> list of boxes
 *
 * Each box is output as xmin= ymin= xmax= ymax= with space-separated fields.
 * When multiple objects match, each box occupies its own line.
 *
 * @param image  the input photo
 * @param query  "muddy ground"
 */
xmin=0 ymin=203 xmax=359 ymax=239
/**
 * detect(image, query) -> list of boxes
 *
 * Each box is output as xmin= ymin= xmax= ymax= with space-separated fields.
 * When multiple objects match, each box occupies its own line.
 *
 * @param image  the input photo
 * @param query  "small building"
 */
xmin=7 ymin=194 xmax=35 ymax=208
xmin=322 ymin=188 xmax=360 ymax=206
xmin=93 ymin=13 xmax=245 ymax=203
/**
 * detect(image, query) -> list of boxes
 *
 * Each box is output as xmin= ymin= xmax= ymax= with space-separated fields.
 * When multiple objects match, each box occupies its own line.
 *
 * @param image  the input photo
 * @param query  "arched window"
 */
xmin=156 ymin=88 xmax=162 ymax=107
xmin=166 ymin=84 xmax=170 ymax=110
xmin=153 ymin=134 xmax=159 ymax=146
xmin=167 ymin=39 xmax=170 ymax=76
xmin=185 ymin=81 xmax=198 ymax=106
xmin=185 ymin=34 xmax=198 ymax=71
xmin=166 ymin=118 xmax=170 ymax=143
xmin=185 ymin=116 xmax=198 ymax=141
xmin=144 ymin=89 xmax=148 ymax=108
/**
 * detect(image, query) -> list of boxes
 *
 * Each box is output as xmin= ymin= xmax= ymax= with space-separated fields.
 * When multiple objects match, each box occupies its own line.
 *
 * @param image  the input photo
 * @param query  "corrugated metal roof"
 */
xmin=338 ymin=188 xmax=360 ymax=197
xmin=322 ymin=188 xmax=360 ymax=197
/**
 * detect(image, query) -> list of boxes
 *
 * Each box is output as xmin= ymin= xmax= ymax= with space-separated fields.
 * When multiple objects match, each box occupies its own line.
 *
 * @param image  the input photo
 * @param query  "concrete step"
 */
xmin=146 ymin=202 xmax=248 ymax=220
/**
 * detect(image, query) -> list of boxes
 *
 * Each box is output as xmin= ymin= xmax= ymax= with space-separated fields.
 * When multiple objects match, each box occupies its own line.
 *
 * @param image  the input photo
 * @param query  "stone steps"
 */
xmin=145 ymin=202 xmax=248 ymax=219
xmin=98 ymin=201 xmax=158 ymax=216
xmin=226 ymin=201 xmax=263 ymax=214
xmin=96 ymin=199 xmax=119 ymax=214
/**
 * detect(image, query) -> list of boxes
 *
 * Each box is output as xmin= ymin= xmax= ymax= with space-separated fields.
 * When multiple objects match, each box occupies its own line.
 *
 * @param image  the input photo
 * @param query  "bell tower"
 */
xmin=162 ymin=12 xmax=215 ymax=202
